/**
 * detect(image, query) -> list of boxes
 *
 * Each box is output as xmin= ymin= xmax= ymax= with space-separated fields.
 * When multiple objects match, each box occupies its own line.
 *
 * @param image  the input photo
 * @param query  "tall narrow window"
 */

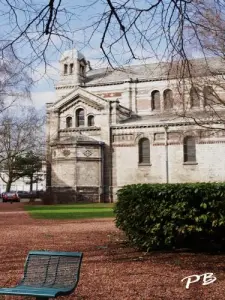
xmin=66 ymin=116 xmax=72 ymax=128
xmin=203 ymin=86 xmax=218 ymax=106
xmin=190 ymin=86 xmax=200 ymax=107
xmin=163 ymin=89 xmax=173 ymax=110
xmin=88 ymin=115 xmax=94 ymax=126
xmin=64 ymin=64 xmax=68 ymax=75
xmin=76 ymin=108 xmax=85 ymax=127
xmin=183 ymin=136 xmax=196 ymax=162
xmin=69 ymin=63 xmax=74 ymax=74
xmin=139 ymin=138 xmax=150 ymax=164
xmin=80 ymin=65 xmax=85 ymax=76
xmin=151 ymin=90 xmax=160 ymax=110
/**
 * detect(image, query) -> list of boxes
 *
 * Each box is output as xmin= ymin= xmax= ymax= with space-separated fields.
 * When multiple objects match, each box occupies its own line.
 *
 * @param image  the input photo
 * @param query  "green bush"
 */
xmin=114 ymin=183 xmax=225 ymax=251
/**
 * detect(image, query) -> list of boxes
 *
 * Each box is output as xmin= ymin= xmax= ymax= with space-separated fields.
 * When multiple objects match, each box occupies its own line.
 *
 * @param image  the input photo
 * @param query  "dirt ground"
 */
xmin=0 ymin=203 xmax=225 ymax=299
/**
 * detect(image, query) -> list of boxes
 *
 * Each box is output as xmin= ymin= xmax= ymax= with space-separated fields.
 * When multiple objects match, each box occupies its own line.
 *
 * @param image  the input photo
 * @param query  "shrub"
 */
xmin=114 ymin=183 xmax=225 ymax=251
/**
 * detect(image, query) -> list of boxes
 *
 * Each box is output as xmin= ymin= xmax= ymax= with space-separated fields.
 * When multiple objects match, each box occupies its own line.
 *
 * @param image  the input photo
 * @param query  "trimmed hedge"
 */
xmin=114 ymin=183 xmax=225 ymax=251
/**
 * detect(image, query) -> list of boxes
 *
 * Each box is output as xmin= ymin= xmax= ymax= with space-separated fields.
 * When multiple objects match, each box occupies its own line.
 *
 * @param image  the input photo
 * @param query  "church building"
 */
xmin=46 ymin=49 xmax=225 ymax=202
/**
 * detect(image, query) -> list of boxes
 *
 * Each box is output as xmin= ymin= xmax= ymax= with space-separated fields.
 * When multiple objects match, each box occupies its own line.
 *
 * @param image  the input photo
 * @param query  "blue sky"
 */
xmin=0 ymin=0 xmax=218 ymax=109
xmin=0 ymin=0 xmax=113 ymax=108
xmin=24 ymin=0 xmax=171 ymax=96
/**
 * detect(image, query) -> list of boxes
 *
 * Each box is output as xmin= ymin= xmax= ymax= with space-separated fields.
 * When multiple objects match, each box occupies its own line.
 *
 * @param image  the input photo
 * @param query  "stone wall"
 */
xmin=42 ymin=187 xmax=100 ymax=204
xmin=46 ymin=53 xmax=225 ymax=203
xmin=48 ymin=141 xmax=104 ymax=203
xmin=112 ymin=127 xmax=225 ymax=200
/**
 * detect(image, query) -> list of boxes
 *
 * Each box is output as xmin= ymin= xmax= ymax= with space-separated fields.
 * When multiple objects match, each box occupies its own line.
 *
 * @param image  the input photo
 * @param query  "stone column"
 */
xmin=46 ymin=143 xmax=52 ymax=190
xmin=46 ymin=104 xmax=53 ymax=190
xmin=109 ymin=100 xmax=119 ymax=125
xmin=53 ymin=108 xmax=60 ymax=140
xmin=122 ymin=79 xmax=132 ymax=110
xmin=131 ymin=80 xmax=138 ymax=113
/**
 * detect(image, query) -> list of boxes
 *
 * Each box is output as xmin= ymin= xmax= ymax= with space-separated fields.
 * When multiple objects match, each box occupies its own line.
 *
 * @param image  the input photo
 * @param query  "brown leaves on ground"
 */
xmin=0 ymin=203 xmax=225 ymax=299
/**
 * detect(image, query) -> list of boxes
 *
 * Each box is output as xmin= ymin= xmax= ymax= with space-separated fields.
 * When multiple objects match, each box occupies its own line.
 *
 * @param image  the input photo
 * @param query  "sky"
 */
xmin=23 ymin=0 xmax=171 ymax=109
xmin=29 ymin=44 xmax=110 ymax=110
xmin=0 ymin=0 xmax=221 ymax=110
xmin=0 ymin=0 xmax=112 ymax=110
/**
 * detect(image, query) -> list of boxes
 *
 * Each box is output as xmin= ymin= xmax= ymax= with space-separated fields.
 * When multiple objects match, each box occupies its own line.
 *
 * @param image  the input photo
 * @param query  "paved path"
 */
xmin=0 ymin=202 xmax=29 ymax=212
xmin=0 ymin=203 xmax=224 ymax=299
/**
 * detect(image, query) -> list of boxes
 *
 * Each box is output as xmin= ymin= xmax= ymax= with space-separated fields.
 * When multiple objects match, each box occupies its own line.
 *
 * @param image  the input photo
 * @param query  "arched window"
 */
xmin=69 ymin=63 xmax=74 ymax=74
xmin=138 ymin=138 xmax=150 ymax=164
xmin=64 ymin=64 xmax=68 ymax=75
xmin=190 ymin=86 xmax=200 ymax=107
xmin=66 ymin=116 xmax=72 ymax=128
xmin=76 ymin=108 xmax=85 ymax=127
xmin=88 ymin=115 xmax=94 ymax=126
xmin=163 ymin=89 xmax=173 ymax=109
xmin=183 ymin=136 xmax=196 ymax=162
xmin=203 ymin=86 xmax=218 ymax=106
xmin=151 ymin=90 xmax=160 ymax=110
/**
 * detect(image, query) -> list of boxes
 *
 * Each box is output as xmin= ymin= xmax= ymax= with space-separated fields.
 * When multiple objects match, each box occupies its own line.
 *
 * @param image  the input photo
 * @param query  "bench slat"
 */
xmin=0 ymin=251 xmax=83 ymax=299
xmin=0 ymin=286 xmax=59 ymax=297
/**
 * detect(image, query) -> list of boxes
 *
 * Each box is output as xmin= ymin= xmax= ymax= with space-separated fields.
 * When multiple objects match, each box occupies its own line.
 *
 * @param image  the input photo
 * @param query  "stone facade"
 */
xmin=46 ymin=49 xmax=225 ymax=202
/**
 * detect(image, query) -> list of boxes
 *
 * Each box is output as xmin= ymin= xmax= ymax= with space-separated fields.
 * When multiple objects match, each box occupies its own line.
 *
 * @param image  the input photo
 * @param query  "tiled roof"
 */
xmin=85 ymin=57 xmax=225 ymax=85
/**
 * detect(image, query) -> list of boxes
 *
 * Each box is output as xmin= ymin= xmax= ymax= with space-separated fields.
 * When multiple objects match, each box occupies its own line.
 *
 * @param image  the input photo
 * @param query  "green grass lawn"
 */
xmin=24 ymin=203 xmax=115 ymax=220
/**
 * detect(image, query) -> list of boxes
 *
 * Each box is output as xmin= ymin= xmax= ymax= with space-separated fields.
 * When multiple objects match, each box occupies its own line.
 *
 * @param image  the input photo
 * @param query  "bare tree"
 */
xmin=0 ymin=106 xmax=44 ymax=191
xmin=163 ymin=4 xmax=225 ymax=129
xmin=0 ymin=48 xmax=33 ymax=112
xmin=0 ymin=1 xmax=224 ymax=70
xmin=1 ymin=0 xmax=225 ymax=131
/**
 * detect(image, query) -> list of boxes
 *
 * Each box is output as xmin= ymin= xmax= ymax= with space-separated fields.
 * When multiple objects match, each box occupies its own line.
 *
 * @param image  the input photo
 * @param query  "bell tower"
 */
xmin=60 ymin=48 xmax=87 ymax=84
xmin=55 ymin=49 xmax=88 ymax=99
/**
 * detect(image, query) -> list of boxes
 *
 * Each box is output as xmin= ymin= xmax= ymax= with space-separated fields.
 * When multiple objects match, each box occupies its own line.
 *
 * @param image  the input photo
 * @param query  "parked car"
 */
xmin=2 ymin=191 xmax=20 ymax=202
xmin=17 ymin=191 xmax=30 ymax=198
xmin=17 ymin=191 xmax=37 ymax=199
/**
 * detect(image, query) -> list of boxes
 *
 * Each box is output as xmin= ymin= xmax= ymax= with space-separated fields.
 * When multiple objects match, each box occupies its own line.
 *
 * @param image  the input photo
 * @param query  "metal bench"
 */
xmin=0 ymin=250 xmax=83 ymax=300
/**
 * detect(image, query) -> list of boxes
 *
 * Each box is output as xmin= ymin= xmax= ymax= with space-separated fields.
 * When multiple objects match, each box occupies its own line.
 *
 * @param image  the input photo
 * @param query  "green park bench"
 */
xmin=0 ymin=250 xmax=83 ymax=300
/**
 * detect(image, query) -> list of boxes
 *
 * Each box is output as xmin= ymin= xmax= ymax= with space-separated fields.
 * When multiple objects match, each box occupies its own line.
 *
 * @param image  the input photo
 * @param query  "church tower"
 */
xmin=55 ymin=49 xmax=88 ymax=99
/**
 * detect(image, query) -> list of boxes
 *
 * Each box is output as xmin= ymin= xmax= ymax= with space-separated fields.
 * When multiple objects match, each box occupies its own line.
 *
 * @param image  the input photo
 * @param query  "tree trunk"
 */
xmin=29 ymin=175 xmax=35 ymax=203
xmin=29 ymin=175 xmax=33 ymax=192
xmin=6 ymin=179 xmax=12 ymax=192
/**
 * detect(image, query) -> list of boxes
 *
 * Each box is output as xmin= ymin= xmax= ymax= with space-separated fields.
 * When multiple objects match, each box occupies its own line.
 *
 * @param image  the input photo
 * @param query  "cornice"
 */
xmin=111 ymin=120 xmax=224 ymax=130
xmin=60 ymin=97 xmax=103 ymax=112
xmin=55 ymin=78 xmax=168 ymax=90
xmin=59 ymin=127 xmax=101 ymax=132
xmin=84 ymin=78 xmax=166 ymax=88
xmin=56 ymin=85 xmax=76 ymax=90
